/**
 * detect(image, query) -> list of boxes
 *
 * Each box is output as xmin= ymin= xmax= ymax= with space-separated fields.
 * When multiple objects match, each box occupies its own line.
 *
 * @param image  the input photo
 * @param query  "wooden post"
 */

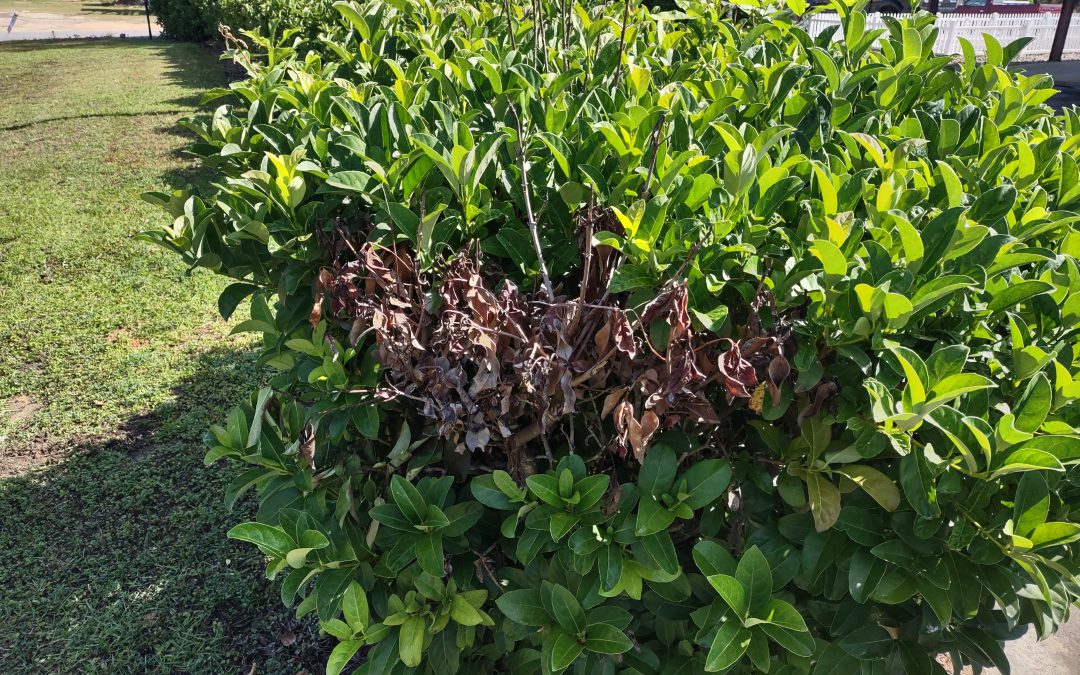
xmin=144 ymin=0 xmax=153 ymax=39
xmin=1050 ymin=0 xmax=1076 ymax=62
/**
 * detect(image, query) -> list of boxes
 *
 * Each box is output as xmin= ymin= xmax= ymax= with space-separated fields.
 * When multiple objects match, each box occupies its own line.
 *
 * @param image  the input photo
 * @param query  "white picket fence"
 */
xmin=804 ymin=12 xmax=1080 ymax=60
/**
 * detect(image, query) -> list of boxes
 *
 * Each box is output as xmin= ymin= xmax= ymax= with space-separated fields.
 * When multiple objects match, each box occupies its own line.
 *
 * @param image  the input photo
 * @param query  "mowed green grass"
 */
xmin=0 ymin=40 xmax=325 ymax=673
xmin=2 ymin=0 xmax=85 ymax=16
xmin=0 ymin=1 xmax=153 ymax=21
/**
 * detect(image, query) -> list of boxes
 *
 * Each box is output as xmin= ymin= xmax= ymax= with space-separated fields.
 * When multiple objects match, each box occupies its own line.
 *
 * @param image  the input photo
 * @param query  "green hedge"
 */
xmin=149 ymin=0 xmax=335 ymax=42
xmin=145 ymin=0 xmax=1080 ymax=673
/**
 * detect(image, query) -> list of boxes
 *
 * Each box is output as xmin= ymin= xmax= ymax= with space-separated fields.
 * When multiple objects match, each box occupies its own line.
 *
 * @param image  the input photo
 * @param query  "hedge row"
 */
xmin=149 ymin=0 xmax=335 ymax=42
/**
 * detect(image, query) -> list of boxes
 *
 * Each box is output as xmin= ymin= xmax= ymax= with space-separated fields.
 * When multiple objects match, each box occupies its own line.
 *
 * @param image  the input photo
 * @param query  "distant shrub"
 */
xmin=149 ymin=0 xmax=335 ymax=42
xmin=146 ymin=0 xmax=1080 ymax=673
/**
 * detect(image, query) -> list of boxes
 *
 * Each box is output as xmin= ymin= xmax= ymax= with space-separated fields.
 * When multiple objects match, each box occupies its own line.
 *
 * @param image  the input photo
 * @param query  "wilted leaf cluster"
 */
xmin=144 ymin=0 xmax=1080 ymax=673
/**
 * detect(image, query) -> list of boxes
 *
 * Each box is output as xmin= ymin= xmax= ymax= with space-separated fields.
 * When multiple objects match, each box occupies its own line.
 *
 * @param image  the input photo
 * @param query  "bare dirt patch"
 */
xmin=2 ymin=394 xmax=40 ymax=423
xmin=0 ymin=431 xmax=103 ymax=478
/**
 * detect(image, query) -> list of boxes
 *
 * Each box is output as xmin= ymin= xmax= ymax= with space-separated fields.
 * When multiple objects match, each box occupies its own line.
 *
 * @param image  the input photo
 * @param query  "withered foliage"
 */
xmin=314 ymin=212 xmax=801 ymax=472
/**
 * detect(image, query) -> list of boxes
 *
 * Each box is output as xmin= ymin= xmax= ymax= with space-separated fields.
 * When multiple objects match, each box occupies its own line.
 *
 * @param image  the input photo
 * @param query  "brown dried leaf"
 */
xmin=594 ymin=317 xmax=612 ymax=354
xmin=718 ymin=340 xmax=757 ymax=399
xmin=610 ymin=310 xmax=637 ymax=358
xmin=602 ymin=388 xmax=627 ymax=418
xmin=767 ymin=353 xmax=790 ymax=406
xmin=298 ymin=423 xmax=316 ymax=470
xmin=630 ymin=410 xmax=659 ymax=463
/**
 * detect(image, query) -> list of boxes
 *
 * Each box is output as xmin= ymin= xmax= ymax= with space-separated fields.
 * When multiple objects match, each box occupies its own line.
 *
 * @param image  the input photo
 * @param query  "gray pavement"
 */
xmin=0 ymin=9 xmax=159 ymax=41
xmin=1003 ymin=620 xmax=1080 ymax=675
xmin=1015 ymin=60 xmax=1080 ymax=109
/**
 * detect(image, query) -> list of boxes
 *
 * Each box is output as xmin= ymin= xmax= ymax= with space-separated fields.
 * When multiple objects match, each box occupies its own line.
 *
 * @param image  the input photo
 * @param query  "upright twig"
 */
xmin=639 ymin=113 xmax=666 ymax=200
xmin=509 ymin=104 xmax=555 ymax=301
xmin=579 ymin=193 xmax=596 ymax=307
xmin=567 ymin=193 xmax=596 ymax=336
xmin=560 ymin=0 xmax=570 ymax=58
xmin=610 ymin=0 xmax=632 ymax=91
xmin=502 ymin=0 xmax=517 ymax=50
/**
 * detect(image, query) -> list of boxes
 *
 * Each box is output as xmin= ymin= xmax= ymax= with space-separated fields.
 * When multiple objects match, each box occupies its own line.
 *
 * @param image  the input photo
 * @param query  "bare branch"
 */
xmin=509 ymin=103 xmax=556 ymax=301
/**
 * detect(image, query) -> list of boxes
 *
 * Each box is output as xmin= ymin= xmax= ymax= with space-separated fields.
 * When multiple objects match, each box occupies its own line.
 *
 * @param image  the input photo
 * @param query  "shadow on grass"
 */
xmin=0 ymin=37 xmax=335 ymax=674
xmin=0 ymin=346 xmax=327 ymax=674
xmin=0 ymin=38 xmax=219 ymax=124
xmin=0 ymin=108 xmax=189 ymax=132
xmin=82 ymin=1 xmax=148 ymax=16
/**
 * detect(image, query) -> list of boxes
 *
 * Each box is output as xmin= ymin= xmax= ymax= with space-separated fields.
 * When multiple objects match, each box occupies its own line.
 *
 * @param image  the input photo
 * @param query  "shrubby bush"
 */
xmin=145 ymin=0 xmax=1080 ymax=673
xmin=149 ymin=0 xmax=335 ymax=42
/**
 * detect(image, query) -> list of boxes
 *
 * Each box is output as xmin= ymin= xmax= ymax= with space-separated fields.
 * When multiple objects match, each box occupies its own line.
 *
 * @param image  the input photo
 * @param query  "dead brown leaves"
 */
xmin=312 ymin=216 xmax=798 ymax=469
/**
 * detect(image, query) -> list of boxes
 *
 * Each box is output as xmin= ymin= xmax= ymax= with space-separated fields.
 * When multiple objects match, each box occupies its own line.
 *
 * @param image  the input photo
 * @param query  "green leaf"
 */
xmin=536 ymin=131 xmax=572 ymax=178
xmin=927 ymin=373 xmax=996 ymax=402
xmin=496 ymin=589 xmax=549 ymax=626
xmin=836 ymin=625 xmax=893 ymax=659
xmin=526 ymin=474 xmax=564 ymax=507
xmin=1013 ymin=472 xmax=1049 ymax=537
xmin=584 ymin=623 xmax=633 ymax=654
xmin=316 ymin=568 xmax=355 ymax=622
xmin=598 ymin=544 xmax=624 ymax=593
xmin=888 ymin=345 xmax=928 ymax=407
xmin=550 ymin=630 xmax=585 ymax=671
xmin=391 ymin=475 xmax=428 ymax=525
xmin=835 ymin=465 xmax=900 ymax=511
xmin=549 ymin=512 xmax=580 ymax=542
xmin=342 ymin=581 xmax=369 ymax=631
xmin=574 ymin=475 xmax=610 ymax=511
xmin=900 ymin=450 xmax=939 ymax=519
xmin=450 ymin=593 xmax=485 ymax=626
xmin=218 ymin=283 xmax=259 ymax=320
xmin=635 ymin=493 xmax=676 ymax=537
xmin=694 ymin=540 xmax=738 ymax=577
xmin=639 ymin=442 xmax=677 ymax=496
xmin=920 ymin=207 xmax=964 ymax=270
xmin=806 ymin=472 xmax=841 ymax=532
xmin=969 ymin=185 xmax=1016 ymax=224
xmin=548 ymin=583 xmax=586 ymax=636
xmin=1029 ymin=522 xmax=1080 ymax=549
xmin=398 ymin=616 xmax=426 ymax=668
xmin=748 ymin=598 xmax=807 ymax=632
xmin=812 ymin=642 xmax=860 ymax=675
xmin=681 ymin=459 xmax=732 ymax=509
xmin=704 ymin=621 xmax=751 ymax=672
xmin=640 ymin=531 xmax=679 ymax=575
xmin=414 ymin=534 xmax=444 ymax=576
xmin=736 ymin=546 xmax=773 ymax=613
xmin=917 ymin=576 xmax=952 ymax=624
xmin=810 ymin=239 xmax=847 ymax=278
xmin=849 ymin=548 xmax=887 ymax=603
xmin=325 ymin=170 xmax=372 ymax=193
xmin=707 ymin=574 xmax=747 ymax=617
xmin=608 ymin=264 xmax=655 ymax=293
xmin=326 ymin=639 xmax=363 ymax=675
xmin=987 ymin=280 xmax=1054 ymax=315
xmin=227 ymin=522 xmax=293 ymax=559
xmin=370 ymin=504 xmax=415 ymax=531
xmin=471 ymin=474 xmax=517 ymax=509
xmin=1015 ymin=373 xmax=1052 ymax=433
xmin=760 ymin=623 xmax=815 ymax=658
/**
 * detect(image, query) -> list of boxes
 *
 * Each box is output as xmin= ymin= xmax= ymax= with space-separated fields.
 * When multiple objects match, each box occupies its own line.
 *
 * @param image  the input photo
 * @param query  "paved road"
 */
xmin=0 ymin=9 xmax=159 ymax=40
xmin=1016 ymin=61 xmax=1080 ymax=109
xmin=1004 ymin=621 xmax=1080 ymax=675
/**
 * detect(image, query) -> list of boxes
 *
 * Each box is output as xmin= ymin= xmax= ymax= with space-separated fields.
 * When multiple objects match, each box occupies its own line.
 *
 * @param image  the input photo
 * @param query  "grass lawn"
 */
xmin=2 ymin=0 xmax=87 ymax=16
xmin=0 ymin=40 xmax=325 ymax=673
xmin=0 ymin=1 xmax=142 ymax=15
